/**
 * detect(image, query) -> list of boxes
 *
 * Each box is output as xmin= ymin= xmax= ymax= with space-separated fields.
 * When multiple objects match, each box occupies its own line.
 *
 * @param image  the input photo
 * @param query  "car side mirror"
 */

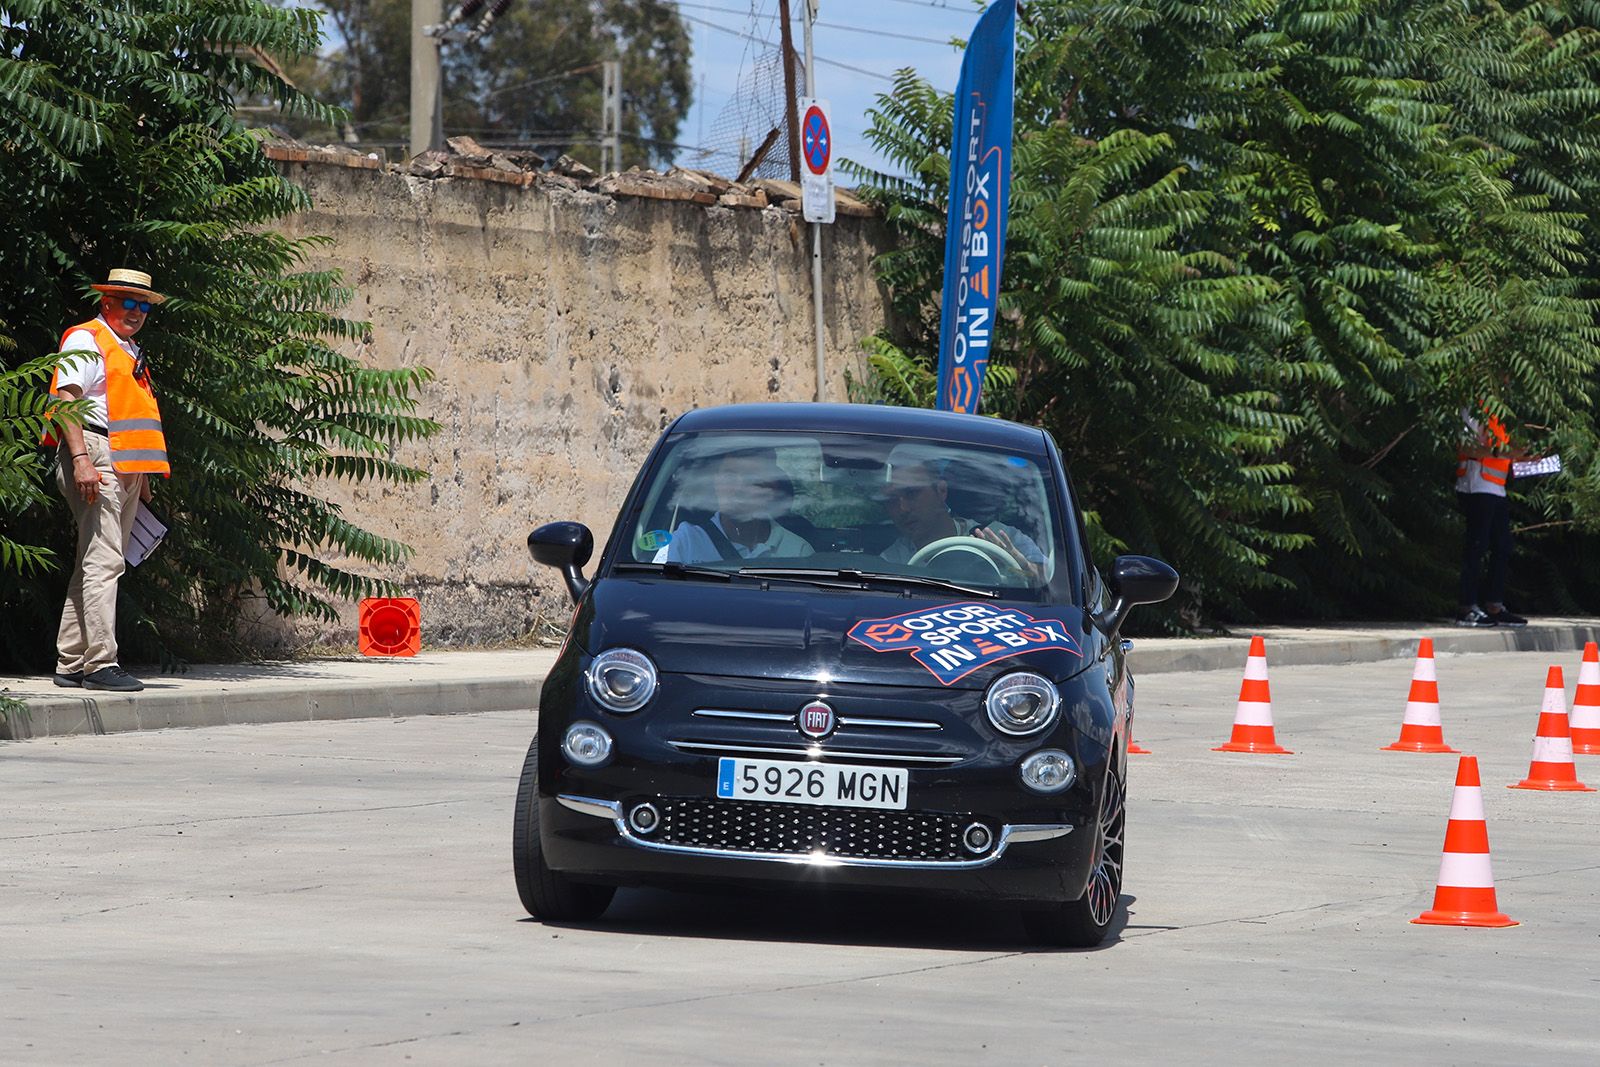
xmin=1093 ymin=554 xmax=1180 ymax=635
xmin=529 ymin=521 xmax=594 ymax=604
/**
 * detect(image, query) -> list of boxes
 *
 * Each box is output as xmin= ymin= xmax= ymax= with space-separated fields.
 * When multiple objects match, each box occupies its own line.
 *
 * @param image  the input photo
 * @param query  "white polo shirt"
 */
xmin=654 ymin=513 xmax=814 ymax=563
xmin=54 ymin=316 xmax=139 ymax=430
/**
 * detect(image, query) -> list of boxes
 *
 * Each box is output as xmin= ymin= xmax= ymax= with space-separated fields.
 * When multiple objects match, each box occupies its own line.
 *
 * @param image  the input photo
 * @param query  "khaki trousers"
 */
xmin=55 ymin=433 xmax=145 ymax=675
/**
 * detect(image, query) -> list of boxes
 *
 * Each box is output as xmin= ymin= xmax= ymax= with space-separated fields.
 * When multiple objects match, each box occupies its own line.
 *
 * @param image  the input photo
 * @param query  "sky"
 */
xmin=668 ymin=0 xmax=978 ymax=179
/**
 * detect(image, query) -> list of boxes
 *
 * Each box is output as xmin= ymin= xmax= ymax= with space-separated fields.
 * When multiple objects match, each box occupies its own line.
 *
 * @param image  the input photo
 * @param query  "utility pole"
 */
xmin=776 ymin=0 xmax=800 ymax=183
xmin=410 ymin=0 xmax=444 ymax=157
xmin=803 ymin=0 xmax=825 ymax=402
xmin=600 ymin=60 xmax=622 ymax=174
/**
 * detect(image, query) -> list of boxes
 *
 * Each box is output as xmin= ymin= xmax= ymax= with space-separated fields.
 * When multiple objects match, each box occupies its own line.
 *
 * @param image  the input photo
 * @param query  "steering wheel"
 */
xmin=907 ymin=535 xmax=1028 ymax=580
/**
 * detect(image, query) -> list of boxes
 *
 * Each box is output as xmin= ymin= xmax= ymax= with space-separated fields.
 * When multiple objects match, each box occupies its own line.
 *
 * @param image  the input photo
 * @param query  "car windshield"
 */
xmin=614 ymin=430 xmax=1064 ymax=597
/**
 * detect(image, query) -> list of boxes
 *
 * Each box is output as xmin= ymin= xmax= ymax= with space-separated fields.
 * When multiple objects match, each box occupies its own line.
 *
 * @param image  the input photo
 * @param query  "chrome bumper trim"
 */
xmin=692 ymin=709 xmax=942 ymax=732
xmin=692 ymin=709 xmax=795 ymax=723
xmin=557 ymin=794 xmax=623 ymax=820
xmin=837 ymin=716 xmax=942 ymax=731
xmin=667 ymin=739 xmax=962 ymax=766
xmin=554 ymin=793 xmax=1071 ymax=870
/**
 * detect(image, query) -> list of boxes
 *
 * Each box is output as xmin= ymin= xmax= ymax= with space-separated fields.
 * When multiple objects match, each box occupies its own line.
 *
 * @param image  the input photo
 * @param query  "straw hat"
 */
xmin=91 ymin=268 xmax=166 ymax=305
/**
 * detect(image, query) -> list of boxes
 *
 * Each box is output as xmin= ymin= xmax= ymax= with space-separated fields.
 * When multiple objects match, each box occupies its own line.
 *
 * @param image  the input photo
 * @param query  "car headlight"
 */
xmin=586 ymin=648 xmax=657 ymax=713
xmin=985 ymin=671 xmax=1060 ymax=736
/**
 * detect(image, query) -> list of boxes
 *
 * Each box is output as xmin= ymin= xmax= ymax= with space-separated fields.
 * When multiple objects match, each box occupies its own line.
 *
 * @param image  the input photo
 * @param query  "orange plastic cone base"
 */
xmin=1383 ymin=738 xmax=1458 ymax=753
xmin=1411 ymin=908 xmax=1519 ymax=929
xmin=1510 ymin=777 xmax=1596 ymax=792
xmin=1213 ymin=737 xmax=1292 ymax=754
xmin=1128 ymin=742 xmax=1151 ymax=755
xmin=1573 ymin=739 xmax=1600 ymax=756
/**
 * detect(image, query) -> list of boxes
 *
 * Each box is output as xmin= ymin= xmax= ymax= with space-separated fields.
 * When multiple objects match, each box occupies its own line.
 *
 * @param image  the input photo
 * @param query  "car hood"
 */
xmin=572 ymin=577 xmax=1099 ymax=691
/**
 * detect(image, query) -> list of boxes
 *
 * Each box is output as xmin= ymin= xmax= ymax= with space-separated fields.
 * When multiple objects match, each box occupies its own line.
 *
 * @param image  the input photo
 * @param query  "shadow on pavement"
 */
xmin=530 ymin=888 xmax=1135 ymax=953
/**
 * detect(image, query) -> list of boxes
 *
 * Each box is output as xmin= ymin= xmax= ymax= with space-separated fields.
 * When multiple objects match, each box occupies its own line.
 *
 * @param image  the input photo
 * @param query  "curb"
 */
xmin=1126 ymin=621 xmax=1600 ymax=674
xmin=1 ymin=676 xmax=541 ymax=742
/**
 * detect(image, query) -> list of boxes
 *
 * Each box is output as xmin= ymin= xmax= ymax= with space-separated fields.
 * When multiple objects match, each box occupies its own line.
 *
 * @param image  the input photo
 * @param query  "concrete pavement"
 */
xmin=3 ymin=617 xmax=1597 ymax=740
xmin=4 ymin=650 xmax=1598 ymax=1064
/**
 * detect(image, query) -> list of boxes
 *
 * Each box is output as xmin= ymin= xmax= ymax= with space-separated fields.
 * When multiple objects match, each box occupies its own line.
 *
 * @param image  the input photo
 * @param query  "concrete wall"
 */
xmin=263 ymin=155 xmax=891 ymax=646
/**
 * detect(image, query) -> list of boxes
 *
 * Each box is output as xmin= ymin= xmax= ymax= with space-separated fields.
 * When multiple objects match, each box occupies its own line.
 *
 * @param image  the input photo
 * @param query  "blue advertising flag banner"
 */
xmin=935 ymin=0 xmax=1016 ymax=414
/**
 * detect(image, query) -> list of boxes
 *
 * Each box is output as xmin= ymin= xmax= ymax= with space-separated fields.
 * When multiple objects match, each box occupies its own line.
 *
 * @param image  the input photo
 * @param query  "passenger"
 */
xmin=879 ymin=457 xmax=1046 ymax=578
xmin=654 ymin=448 xmax=815 ymax=564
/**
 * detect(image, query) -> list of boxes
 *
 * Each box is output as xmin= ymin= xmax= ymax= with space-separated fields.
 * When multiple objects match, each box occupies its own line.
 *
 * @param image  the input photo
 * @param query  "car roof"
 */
xmin=670 ymin=403 xmax=1052 ymax=456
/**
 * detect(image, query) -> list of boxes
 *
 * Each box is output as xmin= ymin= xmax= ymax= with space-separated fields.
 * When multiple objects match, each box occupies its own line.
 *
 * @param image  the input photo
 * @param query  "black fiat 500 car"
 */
xmin=514 ymin=403 xmax=1177 ymax=946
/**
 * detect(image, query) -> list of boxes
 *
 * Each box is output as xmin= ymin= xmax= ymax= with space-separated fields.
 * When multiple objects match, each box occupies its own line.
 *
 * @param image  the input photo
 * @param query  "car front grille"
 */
xmin=651 ymin=797 xmax=977 ymax=863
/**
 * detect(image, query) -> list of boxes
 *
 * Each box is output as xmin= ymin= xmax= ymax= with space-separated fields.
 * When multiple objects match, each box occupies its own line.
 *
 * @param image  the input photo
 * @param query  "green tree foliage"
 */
xmin=848 ymin=0 xmax=1600 ymax=626
xmin=285 ymin=0 xmax=692 ymax=168
xmin=0 ymin=0 xmax=439 ymax=669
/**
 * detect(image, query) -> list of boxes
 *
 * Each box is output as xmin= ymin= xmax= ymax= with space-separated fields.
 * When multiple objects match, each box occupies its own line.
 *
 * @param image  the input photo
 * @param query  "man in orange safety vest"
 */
xmin=1454 ymin=405 xmax=1527 ymax=628
xmin=42 ymin=268 xmax=171 ymax=692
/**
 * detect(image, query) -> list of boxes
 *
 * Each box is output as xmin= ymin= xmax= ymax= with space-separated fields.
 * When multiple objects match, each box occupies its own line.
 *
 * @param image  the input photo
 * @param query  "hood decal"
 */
xmin=847 ymin=601 xmax=1082 ymax=686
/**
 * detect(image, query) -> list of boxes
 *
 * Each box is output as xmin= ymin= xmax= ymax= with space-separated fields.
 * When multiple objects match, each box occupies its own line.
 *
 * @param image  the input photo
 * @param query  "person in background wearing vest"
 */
xmin=43 ymin=269 xmax=172 ymax=692
xmin=1454 ymin=405 xmax=1528 ymax=629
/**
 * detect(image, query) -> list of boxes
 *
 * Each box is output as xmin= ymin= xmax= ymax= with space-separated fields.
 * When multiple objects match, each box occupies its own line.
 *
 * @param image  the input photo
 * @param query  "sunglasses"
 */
xmin=120 ymin=298 xmax=153 ymax=313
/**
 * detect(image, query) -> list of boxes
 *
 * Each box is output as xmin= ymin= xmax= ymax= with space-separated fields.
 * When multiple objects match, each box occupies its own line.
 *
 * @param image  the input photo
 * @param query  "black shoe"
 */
xmin=1454 ymin=606 xmax=1496 ymax=628
xmin=53 ymin=671 xmax=84 ymax=688
xmin=83 ymin=666 xmax=145 ymax=692
xmin=1486 ymin=608 xmax=1528 ymax=628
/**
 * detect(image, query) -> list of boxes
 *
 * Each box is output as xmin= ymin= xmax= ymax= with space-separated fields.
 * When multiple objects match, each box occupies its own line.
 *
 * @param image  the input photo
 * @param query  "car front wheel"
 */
xmin=512 ymin=735 xmax=616 ymax=922
xmin=1022 ymin=763 xmax=1125 ymax=948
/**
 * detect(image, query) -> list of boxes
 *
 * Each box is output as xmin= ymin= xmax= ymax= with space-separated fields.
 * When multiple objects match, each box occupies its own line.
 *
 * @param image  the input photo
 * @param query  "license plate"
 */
xmin=715 ymin=757 xmax=908 ymax=811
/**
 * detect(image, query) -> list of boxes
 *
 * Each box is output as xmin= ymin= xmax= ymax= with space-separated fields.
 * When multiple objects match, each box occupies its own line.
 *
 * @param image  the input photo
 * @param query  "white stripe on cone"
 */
xmin=1437 ymin=851 xmax=1497 ymax=889
xmin=1413 ymin=658 xmax=1437 ymax=683
xmin=1403 ymin=701 xmax=1442 ymax=727
xmin=1448 ymin=785 xmax=1485 ymax=822
xmin=1531 ymin=734 xmax=1576 ymax=764
xmin=1233 ymin=701 xmax=1274 ymax=727
xmin=1243 ymin=658 xmax=1268 ymax=681
xmin=1541 ymin=685 xmax=1565 ymax=716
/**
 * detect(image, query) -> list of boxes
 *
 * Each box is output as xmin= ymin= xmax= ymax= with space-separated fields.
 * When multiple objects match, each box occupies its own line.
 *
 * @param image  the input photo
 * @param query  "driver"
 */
xmin=878 ymin=456 xmax=1047 ymax=577
xmin=654 ymin=447 xmax=814 ymax=564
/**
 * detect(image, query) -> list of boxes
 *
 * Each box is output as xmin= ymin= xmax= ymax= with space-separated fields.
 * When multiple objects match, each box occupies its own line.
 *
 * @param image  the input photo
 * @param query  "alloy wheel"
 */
xmin=1084 ymin=769 xmax=1125 ymax=928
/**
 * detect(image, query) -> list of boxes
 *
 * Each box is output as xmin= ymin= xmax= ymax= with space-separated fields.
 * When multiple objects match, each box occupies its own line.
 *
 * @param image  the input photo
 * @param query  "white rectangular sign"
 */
xmin=799 ymin=97 xmax=836 ymax=224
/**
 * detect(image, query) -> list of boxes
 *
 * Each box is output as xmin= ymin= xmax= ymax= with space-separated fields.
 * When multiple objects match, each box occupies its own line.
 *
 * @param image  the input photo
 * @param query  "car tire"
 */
xmin=513 ymin=735 xmax=617 ymax=922
xmin=1022 ymin=762 xmax=1125 ymax=948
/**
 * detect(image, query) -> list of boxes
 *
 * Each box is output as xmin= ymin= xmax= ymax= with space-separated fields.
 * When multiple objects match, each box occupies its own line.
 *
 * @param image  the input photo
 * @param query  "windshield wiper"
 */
xmin=614 ymin=561 xmax=732 ymax=582
xmin=613 ymin=562 xmax=861 ymax=590
xmin=736 ymin=567 xmax=1000 ymax=599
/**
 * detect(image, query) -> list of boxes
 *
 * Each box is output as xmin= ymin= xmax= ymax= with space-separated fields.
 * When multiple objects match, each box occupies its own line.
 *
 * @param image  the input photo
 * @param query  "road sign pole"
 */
xmin=804 ymin=2 xmax=825 ymax=402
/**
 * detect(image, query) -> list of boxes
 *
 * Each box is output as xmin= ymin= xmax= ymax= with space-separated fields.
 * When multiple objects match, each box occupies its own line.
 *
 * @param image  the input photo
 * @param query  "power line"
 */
xmin=675 ymin=11 xmax=894 ymax=81
xmin=662 ymin=0 xmax=959 ymax=45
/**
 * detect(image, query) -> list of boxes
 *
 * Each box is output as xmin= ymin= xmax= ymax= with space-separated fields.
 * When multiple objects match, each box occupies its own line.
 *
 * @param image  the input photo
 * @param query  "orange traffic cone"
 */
xmin=1571 ymin=642 xmax=1600 ymax=756
xmin=1412 ymin=755 xmax=1517 ymax=928
xmin=358 ymin=597 xmax=421 ymax=657
xmin=1510 ymin=666 xmax=1595 ymax=792
xmin=1213 ymin=636 xmax=1292 ymax=754
xmin=1129 ymin=738 xmax=1152 ymax=755
xmin=1383 ymin=638 xmax=1457 ymax=753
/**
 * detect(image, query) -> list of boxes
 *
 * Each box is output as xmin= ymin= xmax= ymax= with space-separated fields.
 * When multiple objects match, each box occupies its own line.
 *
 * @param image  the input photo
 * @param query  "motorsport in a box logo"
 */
xmin=848 ymin=602 xmax=1081 ymax=686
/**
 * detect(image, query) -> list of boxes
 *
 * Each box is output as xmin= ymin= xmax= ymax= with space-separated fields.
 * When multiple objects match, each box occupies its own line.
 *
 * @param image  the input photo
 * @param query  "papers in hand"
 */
xmin=126 ymin=501 xmax=168 ymax=567
xmin=1512 ymin=454 xmax=1562 ymax=479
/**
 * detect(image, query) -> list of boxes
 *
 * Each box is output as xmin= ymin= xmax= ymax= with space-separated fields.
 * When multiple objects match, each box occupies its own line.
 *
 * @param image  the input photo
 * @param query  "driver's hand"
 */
xmin=974 ymin=526 xmax=1044 ymax=582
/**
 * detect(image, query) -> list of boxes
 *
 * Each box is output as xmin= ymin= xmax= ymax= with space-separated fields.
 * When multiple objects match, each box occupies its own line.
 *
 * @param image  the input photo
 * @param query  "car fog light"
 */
xmin=1019 ymin=749 xmax=1076 ymax=794
xmin=628 ymin=802 xmax=661 ymax=835
xmin=962 ymin=822 xmax=994 ymax=854
xmin=561 ymin=722 xmax=613 ymax=767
